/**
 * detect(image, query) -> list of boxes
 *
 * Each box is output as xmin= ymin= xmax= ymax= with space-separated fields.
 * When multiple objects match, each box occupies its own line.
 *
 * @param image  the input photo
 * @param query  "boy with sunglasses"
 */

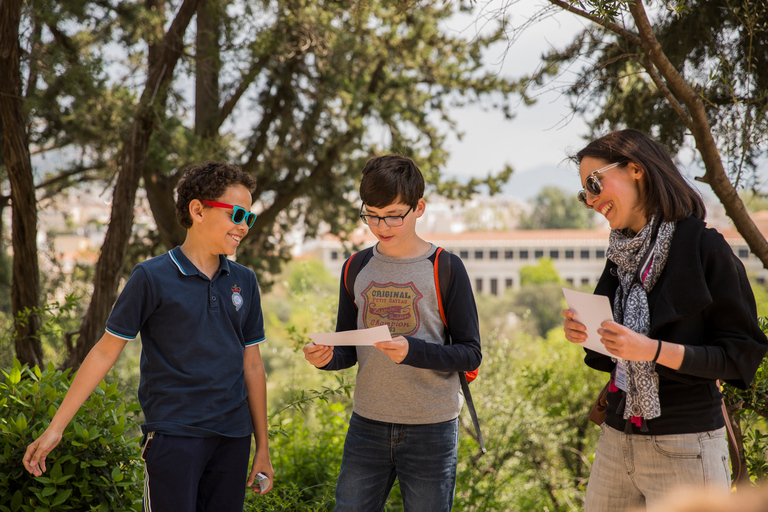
xmin=303 ymin=154 xmax=482 ymax=511
xmin=23 ymin=161 xmax=273 ymax=511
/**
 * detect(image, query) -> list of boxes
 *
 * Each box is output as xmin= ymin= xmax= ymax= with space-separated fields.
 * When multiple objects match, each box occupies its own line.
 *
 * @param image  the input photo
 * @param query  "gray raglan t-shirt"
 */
xmin=350 ymin=244 xmax=463 ymax=424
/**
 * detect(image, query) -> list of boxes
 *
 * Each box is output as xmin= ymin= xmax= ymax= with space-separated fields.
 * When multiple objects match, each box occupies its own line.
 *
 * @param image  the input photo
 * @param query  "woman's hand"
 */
xmin=562 ymin=309 xmax=588 ymax=344
xmin=597 ymin=321 xmax=659 ymax=361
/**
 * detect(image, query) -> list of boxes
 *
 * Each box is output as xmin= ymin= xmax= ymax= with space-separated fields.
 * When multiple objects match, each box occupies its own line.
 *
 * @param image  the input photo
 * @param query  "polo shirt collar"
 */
xmin=169 ymin=246 xmax=231 ymax=277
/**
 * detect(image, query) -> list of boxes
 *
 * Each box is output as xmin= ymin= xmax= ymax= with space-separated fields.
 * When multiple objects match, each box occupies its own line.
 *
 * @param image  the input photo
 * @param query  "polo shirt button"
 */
xmin=212 ymin=295 xmax=217 ymax=301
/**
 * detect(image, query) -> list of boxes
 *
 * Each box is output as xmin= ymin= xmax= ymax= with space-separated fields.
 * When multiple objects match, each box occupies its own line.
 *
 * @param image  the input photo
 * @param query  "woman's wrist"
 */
xmin=652 ymin=339 xmax=662 ymax=363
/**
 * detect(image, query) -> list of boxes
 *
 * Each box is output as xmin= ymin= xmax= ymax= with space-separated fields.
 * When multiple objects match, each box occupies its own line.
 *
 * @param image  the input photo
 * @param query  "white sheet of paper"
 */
xmin=308 ymin=325 xmax=392 ymax=346
xmin=562 ymin=288 xmax=615 ymax=358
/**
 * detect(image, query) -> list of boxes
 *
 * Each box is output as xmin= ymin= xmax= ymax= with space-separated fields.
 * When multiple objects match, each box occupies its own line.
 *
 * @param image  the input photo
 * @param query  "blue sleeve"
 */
xmin=319 ymin=261 xmax=359 ymax=371
xmin=244 ymin=271 xmax=266 ymax=346
xmin=400 ymin=253 xmax=482 ymax=372
xmin=105 ymin=265 xmax=157 ymax=340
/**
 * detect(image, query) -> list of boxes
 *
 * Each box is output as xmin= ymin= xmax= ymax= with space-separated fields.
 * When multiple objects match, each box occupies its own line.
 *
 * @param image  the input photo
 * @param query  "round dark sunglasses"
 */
xmin=577 ymin=162 xmax=623 ymax=209
xmin=201 ymin=200 xmax=258 ymax=228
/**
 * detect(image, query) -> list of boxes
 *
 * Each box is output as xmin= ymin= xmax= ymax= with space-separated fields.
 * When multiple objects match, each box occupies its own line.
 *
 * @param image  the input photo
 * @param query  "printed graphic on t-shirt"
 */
xmin=362 ymin=281 xmax=423 ymax=336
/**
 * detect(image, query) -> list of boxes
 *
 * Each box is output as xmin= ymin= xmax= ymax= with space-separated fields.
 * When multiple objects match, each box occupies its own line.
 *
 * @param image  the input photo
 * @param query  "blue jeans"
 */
xmin=334 ymin=412 xmax=459 ymax=512
xmin=585 ymin=424 xmax=730 ymax=511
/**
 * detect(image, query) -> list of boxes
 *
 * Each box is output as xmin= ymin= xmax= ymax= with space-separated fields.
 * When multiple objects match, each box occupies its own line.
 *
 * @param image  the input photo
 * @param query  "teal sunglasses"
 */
xmin=201 ymin=200 xmax=257 ymax=228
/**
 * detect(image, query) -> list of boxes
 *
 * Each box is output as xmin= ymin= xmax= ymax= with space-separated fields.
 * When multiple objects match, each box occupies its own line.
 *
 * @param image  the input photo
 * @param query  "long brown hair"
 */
xmin=573 ymin=129 xmax=706 ymax=222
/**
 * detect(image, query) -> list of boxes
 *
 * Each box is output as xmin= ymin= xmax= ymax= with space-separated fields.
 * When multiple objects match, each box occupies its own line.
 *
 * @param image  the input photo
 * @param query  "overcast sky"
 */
xmin=440 ymin=1 xmax=590 ymax=189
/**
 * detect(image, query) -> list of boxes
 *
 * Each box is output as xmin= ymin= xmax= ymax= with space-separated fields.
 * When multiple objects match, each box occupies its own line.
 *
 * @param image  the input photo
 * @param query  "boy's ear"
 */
xmin=188 ymin=199 xmax=206 ymax=224
xmin=415 ymin=198 xmax=426 ymax=217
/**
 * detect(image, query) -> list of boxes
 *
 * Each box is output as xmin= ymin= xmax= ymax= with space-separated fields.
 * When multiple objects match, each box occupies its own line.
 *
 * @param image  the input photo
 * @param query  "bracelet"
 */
xmin=652 ymin=339 xmax=662 ymax=363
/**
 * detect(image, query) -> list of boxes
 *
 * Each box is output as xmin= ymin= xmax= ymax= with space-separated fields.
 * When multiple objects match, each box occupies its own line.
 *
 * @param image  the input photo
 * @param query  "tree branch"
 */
xmin=628 ymin=0 xmax=768 ymax=269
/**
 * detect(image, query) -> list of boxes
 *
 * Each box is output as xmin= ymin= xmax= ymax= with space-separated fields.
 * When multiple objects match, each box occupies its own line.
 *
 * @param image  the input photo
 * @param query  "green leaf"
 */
xmin=50 ymin=462 xmax=63 ymax=482
xmin=8 ymin=367 xmax=21 ymax=385
xmin=90 ymin=460 xmax=108 ymax=467
xmin=11 ymin=490 xmax=22 ymax=511
xmin=15 ymin=414 xmax=27 ymax=432
xmin=50 ymin=489 xmax=72 ymax=507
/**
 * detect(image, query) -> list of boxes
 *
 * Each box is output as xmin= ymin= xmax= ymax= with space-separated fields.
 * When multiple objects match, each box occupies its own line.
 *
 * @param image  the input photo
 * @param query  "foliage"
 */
xmin=528 ymin=0 xmax=768 ymax=182
xmin=519 ymin=258 xmax=561 ymax=286
xmin=519 ymin=186 xmax=595 ymax=230
xmin=513 ymin=283 xmax=568 ymax=337
xmin=0 ymin=360 xmax=143 ymax=512
xmin=260 ymin=259 xmax=342 ymax=409
xmin=722 ymin=316 xmax=768 ymax=483
xmin=247 ymin=402 xmax=347 ymax=511
xmin=10 ymin=0 xmax=526 ymax=290
xmin=454 ymin=328 xmax=601 ymax=511
xmin=0 ymin=295 xmax=82 ymax=370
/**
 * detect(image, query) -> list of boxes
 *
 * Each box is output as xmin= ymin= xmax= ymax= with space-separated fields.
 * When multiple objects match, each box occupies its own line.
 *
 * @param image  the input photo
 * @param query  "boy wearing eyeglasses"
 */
xmin=23 ymin=161 xmax=273 ymax=511
xmin=303 ymin=154 xmax=482 ymax=511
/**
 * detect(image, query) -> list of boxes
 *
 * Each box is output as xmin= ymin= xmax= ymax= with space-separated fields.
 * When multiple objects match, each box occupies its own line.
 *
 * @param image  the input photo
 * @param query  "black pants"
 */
xmin=142 ymin=433 xmax=251 ymax=512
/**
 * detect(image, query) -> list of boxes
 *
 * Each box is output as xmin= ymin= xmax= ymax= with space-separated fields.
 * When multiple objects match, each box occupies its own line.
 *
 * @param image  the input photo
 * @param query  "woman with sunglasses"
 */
xmin=561 ymin=129 xmax=767 ymax=511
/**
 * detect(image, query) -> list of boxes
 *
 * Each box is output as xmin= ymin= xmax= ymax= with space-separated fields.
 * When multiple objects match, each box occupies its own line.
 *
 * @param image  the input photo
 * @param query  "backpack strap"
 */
xmin=434 ymin=247 xmax=451 ymax=327
xmin=718 ymin=380 xmax=741 ymax=485
xmin=343 ymin=247 xmax=374 ymax=307
xmin=433 ymin=247 xmax=486 ymax=454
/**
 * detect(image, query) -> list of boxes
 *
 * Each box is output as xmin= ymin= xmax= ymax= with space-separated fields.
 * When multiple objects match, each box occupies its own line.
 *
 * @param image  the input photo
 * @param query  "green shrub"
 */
xmin=0 ymin=359 xmax=143 ymax=512
xmin=246 ymin=401 xmax=348 ymax=511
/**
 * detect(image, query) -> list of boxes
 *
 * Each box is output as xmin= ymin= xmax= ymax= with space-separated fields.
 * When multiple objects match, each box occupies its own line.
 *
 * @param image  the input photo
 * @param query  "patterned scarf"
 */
xmin=606 ymin=215 xmax=676 ymax=425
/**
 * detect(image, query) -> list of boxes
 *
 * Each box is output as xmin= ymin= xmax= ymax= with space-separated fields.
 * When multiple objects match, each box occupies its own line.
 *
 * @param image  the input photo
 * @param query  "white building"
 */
xmin=312 ymin=212 xmax=768 ymax=295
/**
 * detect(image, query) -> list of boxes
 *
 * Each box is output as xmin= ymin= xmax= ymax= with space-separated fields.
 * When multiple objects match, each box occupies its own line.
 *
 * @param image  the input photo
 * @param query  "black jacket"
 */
xmin=586 ymin=216 xmax=768 ymax=434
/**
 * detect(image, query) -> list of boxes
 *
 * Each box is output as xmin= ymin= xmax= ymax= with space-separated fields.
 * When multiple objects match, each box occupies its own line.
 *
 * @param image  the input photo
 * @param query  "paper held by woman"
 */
xmin=562 ymin=288 xmax=617 ymax=358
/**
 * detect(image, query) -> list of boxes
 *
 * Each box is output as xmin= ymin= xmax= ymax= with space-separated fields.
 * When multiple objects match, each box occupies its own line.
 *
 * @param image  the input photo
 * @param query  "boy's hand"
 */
xmin=246 ymin=452 xmax=274 ymax=494
xmin=23 ymin=427 xmax=63 ymax=476
xmin=303 ymin=342 xmax=334 ymax=368
xmin=374 ymin=336 xmax=409 ymax=363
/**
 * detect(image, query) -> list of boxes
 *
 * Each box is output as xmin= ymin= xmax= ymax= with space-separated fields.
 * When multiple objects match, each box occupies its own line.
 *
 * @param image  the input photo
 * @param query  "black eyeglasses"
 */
xmin=359 ymin=204 xmax=413 ymax=227
xmin=577 ymin=162 xmax=623 ymax=209
xmin=201 ymin=200 xmax=258 ymax=228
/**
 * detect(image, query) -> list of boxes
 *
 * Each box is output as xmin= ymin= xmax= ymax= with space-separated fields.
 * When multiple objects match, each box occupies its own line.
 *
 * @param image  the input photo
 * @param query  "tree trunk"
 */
xmin=546 ymin=0 xmax=768 ymax=269
xmin=627 ymin=0 xmax=768 ymax=269
xmin=66 ymin=0 xmax=200 ymax=368
xmin=195 ymin=0 xmax=221 ymax=138
xmin=144 ymin=172 xmax=185 ymax=250
xmin=141 ymin=0 xmax=222 ymax=252
xmin=1 ymin=0 xmax=43 ymax=367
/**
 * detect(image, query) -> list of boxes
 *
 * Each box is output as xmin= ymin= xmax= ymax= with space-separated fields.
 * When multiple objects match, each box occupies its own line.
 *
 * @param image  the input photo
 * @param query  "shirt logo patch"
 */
xmin=362 ymin=281 xmax=422 ymax=336
xmin=231 ymin=284 xmax=243 ymax=311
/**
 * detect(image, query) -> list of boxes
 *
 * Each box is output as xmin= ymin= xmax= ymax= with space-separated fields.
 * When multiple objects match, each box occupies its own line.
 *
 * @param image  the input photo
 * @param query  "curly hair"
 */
xmin=175 ymin=161 xmax=256 ymax=229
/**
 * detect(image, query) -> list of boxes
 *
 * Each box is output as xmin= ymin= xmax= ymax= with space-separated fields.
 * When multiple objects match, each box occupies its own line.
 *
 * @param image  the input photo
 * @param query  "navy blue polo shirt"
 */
xmin=105 ymin=246 xmax=265 ymax=438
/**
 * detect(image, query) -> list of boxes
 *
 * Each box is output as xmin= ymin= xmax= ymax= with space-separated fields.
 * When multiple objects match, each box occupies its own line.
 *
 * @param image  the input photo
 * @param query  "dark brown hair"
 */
xmin=175 ymin=161 xmax=256 ymax=228
xmin=573 ymin=129 xmax=706 ymax=221
xmin=359 ymin=154 xmax=424 ymax=209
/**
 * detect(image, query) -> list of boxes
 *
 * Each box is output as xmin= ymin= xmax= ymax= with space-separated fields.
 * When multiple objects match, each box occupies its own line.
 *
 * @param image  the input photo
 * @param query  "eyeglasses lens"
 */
xmin=232 ymin=208 xmax=245 ymax=224
xmin=585 ymin=175 xmax=602 ymax=196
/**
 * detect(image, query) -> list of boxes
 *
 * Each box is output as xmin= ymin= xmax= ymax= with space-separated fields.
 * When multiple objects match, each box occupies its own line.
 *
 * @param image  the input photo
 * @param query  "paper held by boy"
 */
xmin=562 ymin=288 xmax=617 ymax=359
xmin=308 ymin=325 xmax=392 ymax=346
